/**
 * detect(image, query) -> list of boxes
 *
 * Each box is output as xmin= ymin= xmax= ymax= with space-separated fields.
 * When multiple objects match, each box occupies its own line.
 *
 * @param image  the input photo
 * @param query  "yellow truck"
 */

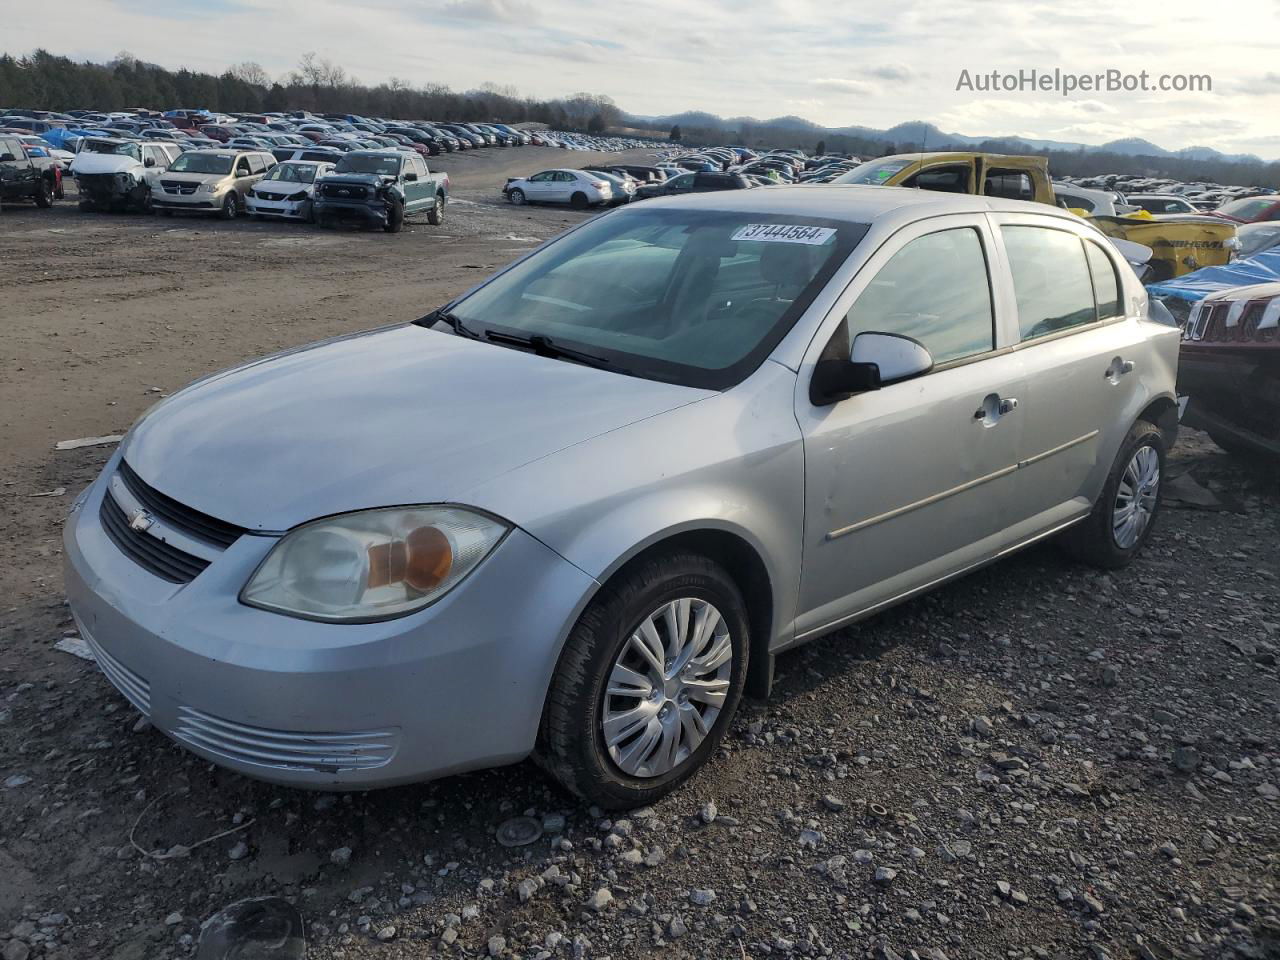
xmin=834 ymin=151 xmax=1235 ymax=281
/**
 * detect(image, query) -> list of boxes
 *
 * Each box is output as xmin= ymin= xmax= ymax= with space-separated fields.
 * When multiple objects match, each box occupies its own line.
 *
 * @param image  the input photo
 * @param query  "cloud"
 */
xmin=440 ymin=0 xmax=536 ymax=22
xmin=1236 ymin=72 xmax=1280 ymax=96
xmin=813 ymin=77 xmax=876 ymax=96
xmin=865 ymin=63 xmax=913 ymax=82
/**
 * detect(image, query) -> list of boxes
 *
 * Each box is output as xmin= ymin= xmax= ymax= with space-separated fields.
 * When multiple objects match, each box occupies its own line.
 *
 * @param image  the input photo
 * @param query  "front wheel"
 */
xmin=384 ymin=199 xmax=405 ymax=233
xmin=426 ymin=194 xmax=445 ymax=225
xmin=508 ymin=188 xmax=526 ymax=205
xmin=1062 ymin=420 xmax=1165 ymax=569
xmin=537 ymin=553 xmax=749 ymax=809
xmin=34 ymin=178 xmax=53 ymax=208
xmin=218 ymin=192 xmax=238 ymax=220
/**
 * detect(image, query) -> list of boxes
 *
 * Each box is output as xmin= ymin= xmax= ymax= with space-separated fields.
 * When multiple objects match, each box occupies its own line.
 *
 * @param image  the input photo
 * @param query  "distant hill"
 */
xmin=628 ymin=112 xmax=1264 ymax=165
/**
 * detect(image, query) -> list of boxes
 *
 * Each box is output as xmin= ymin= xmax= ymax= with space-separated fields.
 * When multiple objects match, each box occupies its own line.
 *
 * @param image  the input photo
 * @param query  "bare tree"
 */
xmin=228 ymin=61 xmax=271 ymax=87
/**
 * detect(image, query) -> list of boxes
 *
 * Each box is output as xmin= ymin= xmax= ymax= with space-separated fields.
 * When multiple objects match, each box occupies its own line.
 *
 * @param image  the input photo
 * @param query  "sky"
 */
xmin=6 ymin=0 xmax=1280 ymax=159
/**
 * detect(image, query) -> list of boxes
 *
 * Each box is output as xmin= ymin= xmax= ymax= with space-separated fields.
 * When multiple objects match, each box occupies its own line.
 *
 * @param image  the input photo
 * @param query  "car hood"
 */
xmin=70 ymin=153 xmax=141 ymax=176
xmin=122 ymin=324 xmax=709 ymax=531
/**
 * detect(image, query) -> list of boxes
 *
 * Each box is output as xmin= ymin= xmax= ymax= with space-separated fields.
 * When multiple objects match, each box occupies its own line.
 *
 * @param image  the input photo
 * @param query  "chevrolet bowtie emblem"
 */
xmin=128 ymin=509 xmax=155 ymax=533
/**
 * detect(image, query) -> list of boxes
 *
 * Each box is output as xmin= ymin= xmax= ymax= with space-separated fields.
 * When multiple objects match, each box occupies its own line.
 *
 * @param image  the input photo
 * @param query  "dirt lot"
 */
xmin=1 ymin=146 xmax=1277 ymax=960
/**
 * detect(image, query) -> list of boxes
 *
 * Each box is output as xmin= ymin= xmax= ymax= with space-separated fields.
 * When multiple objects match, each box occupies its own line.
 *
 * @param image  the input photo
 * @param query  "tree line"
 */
xmin=0 ymin=49 xmax=624 ymax=131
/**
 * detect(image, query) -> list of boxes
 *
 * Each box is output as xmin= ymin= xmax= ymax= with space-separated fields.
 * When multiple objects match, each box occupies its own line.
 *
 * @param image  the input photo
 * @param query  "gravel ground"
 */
xmin=1 ymin=151 xmax=1277 ymax=960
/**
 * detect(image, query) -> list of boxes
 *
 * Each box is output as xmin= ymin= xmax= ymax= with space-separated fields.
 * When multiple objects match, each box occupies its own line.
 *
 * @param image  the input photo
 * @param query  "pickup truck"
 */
xmin=312 ymin=150 xmax=449 ymax=233
xmin=0 ymin=133 xmax=56 ymax=208
xmin=834 ymin=151 xmax=1235 ymax=281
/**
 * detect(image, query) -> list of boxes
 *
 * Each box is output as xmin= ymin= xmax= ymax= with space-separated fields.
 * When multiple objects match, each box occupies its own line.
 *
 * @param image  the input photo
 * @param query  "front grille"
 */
xmin=100 ymin=493 xmax=210 ymax=584
xmin=173 ymin=706 xmax=398 ymax=773
xmin=118 ymin=461 xmax=244 ymax=548
xmin=1186 ymin=298 xmax=1280 ymax=344
xmin=81 ymin=626 xmax=151 ymax=716
xmin=321 ymin=183 xmax=368 ymax=200
xmin=160 ymin=180 xmax=197 ymax=195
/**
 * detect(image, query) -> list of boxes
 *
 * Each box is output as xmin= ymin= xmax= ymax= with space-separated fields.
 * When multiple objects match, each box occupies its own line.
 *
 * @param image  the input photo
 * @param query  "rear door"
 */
xmin=794 ymin=214 xmax=1029 ymax=637
xmin=990 ymin=214 xmax=1149 ymax=521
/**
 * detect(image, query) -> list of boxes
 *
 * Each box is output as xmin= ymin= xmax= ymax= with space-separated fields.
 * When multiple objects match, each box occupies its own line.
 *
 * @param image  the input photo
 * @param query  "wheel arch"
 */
xmin=581 ymin=522 xmax=779 ymax=700
xmin=1137 ymin=393 xmax=1179 ymax=451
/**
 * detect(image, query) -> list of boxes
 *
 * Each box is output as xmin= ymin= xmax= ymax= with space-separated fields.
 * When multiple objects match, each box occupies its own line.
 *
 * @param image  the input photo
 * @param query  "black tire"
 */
xmin=570 ymin=191 xmax=588 ymax=209
xmin=34 ymin=178 xmax=53 ymax=208
xmin=78 ymin=198 xmax=97 ymax=213
xmin=137 ymin=187 xmax=152 ymax=215
xmin=1062 ymin=420 xmax=1165 ymax=569
xmin=218 ymin=192 xmax=238 ymax=221
xmin=384 ymin=199 xmax=405 ymax=233
xmin=159 ymin=208 xmax=173 ymax=217
xmin=508 ymin=188 xmax=526 ymax=206
xmin=536 ymin=552 xmax=749 ymax=809
xmin=426 ymin=193 xmax=445 ymax=226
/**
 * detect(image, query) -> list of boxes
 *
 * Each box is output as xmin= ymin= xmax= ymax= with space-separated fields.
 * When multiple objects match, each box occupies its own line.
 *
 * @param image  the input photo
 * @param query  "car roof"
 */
xmin=636 ymin=183 xmax=1078 ymax=224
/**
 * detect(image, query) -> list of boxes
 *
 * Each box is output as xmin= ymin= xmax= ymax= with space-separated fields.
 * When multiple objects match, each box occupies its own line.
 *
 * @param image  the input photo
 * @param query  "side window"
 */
xmin=904 ymin=164 xmax=971 ymax=194
xmin=142 ymin=146 xmax=162 ymax=167
xmin=1002 ymin=226 xmax=1097 ymax=340
xmin=529 ymin=172 xmax=552 ymax=182
xmin=411 ymin=156 xmax=428 ymax=178
xmin=846 ymin=227 xmax=995 ymax=365
xmin=1061 ymin=193 xmax=1096 ymax=212
xmin=557 ymin=172 xmax=576 ymax=182
xmin=985 ymin=170 xmax=1034 ymax=201
xmin=1 ymin=138 xmax=19 ymax=159
xmin=1085 ymin=241 xmax=1122 ymax=319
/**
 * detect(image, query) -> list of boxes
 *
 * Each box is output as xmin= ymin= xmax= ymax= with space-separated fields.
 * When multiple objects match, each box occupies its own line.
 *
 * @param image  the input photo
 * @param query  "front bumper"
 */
xmin=246 ymin=195 xmax=311 ymax=219
xmin=152 ymin=191 xmax=223 ymax=211
xmin=76 ymin=175 xmax=144 ymax=204
xmin=64 ymin=454 xmax=597 ymax=789
xmin=313 ymin=199 xmax=390 ymax=225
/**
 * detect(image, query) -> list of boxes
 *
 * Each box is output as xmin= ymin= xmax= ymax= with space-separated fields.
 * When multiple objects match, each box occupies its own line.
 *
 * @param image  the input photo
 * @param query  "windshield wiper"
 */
xmin=416 ymin=308 xmax=480 ymax=340
xmin=483 ymin=330 xmax=618 ymax=371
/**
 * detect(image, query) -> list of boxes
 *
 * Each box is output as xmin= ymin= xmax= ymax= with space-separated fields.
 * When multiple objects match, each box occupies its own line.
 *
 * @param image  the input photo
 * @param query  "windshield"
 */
xmin=84 ymin=140 xmax=140 ymax=160
xmin=264 ymin=162 xmax=319 ymax=183
xmin=168 ymin=153 xmax=234 ymax=174
xmin=833 ymin=157 xmax=914 ymax=185
xmin=1218 ymin=197 xmax=1275 ymax=220
xmin=334 ymin=154 xmax=401 ymax=176
xmin=448 ymin=209 xmax=865 ymax=389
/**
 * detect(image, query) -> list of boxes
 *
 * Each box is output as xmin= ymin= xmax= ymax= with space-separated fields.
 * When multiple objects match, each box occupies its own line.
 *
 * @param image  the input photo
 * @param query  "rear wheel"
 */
xmin=426 ymin=193 xmax=445 ymax=226
xmin=537 ymin=553 xmax=749 ymax=809
xmin=1062 ymin=420 xmax=1164 ymax=569
xmin=570 ymin=191 xmax=588 ymax=209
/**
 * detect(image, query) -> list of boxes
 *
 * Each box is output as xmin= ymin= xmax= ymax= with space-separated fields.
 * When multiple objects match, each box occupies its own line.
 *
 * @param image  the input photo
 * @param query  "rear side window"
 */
xmin=846 ymin=227 xmax=995 ymax=365
xmin=1002 ymin=226 xmax=1097 ymax=340
xmin=905 ymin=164 xmax=971 ymax=194
xmin=1085 ymin=242 xmax=1122 ymax=319
xmin=985 ymin=171 xmax=1034 ymax=201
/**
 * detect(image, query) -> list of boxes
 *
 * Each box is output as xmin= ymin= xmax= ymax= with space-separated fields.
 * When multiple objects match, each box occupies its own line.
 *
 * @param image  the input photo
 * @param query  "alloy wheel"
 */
xmin=1113 ymin=444 xmax=1160 ymax=548
xmin=600 ymin=598 xmax=733 ymax=778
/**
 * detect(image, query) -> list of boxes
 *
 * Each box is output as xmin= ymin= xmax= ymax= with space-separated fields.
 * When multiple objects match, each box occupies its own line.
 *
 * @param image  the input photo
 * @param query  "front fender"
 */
xmin=463 ymin=361 xmax=806 ymax=651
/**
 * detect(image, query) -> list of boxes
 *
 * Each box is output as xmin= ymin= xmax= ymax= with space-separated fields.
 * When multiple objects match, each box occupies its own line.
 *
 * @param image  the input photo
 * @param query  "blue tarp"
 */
xmin=1147 ymin=248 xmax=1280 ymax=302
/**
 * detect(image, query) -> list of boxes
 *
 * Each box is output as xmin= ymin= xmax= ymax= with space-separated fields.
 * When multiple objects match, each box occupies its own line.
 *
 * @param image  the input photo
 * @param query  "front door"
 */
xmin=794 ymin=215 xmax=1027 ymax=639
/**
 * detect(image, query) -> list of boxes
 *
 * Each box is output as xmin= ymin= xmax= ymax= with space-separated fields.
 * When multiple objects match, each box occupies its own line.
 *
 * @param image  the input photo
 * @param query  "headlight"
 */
xmin=288 ymin=191 xmax=308 ymax=201
xmin=241 ymin=506 xmax=508 ymax=622
xmin=198 ymin=180 xmax=223 ymax=194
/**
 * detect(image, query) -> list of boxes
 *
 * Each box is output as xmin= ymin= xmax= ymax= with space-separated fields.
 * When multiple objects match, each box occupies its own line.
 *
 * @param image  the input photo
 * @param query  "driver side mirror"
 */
xmin=0 ymin=153 xmax=15 ymax=163
xmin=810 ymin=332 xmax=934 ymax=406
xmin=144 ymin=157 xmax=156 ymax=167
xmin=403 ymin=172 xmax=417 ymax=182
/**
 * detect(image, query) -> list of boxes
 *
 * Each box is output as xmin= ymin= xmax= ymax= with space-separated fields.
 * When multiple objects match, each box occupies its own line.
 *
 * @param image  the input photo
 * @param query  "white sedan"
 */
xmin=245 ymin=160 xmax=335 ymax=221
xmin=503 ymin=169 xmax=612 ymax=208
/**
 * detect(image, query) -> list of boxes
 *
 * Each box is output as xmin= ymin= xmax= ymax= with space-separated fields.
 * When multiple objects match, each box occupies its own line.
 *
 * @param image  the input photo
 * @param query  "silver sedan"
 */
xmin=65 ymin=187 xmax=1179 ymax=807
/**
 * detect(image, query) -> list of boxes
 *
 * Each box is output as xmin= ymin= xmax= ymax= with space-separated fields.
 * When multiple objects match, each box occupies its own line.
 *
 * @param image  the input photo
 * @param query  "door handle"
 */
xmin=974 ymin=394 xmax=1018 ymax=423
xmin=1105 ymin=358 xmax=1136 ymax=381
xmin=998 ymin=397 xmax=1019 ymax=415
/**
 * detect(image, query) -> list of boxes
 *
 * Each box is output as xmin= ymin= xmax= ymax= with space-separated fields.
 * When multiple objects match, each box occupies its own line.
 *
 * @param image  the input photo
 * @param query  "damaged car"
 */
xmin=312 ymin=150 xmax=448 ymax=232
xmin=70 ymin=138 xmax=182 ymax=212
xmin=245 ymin=160 xmax=335 ymax=222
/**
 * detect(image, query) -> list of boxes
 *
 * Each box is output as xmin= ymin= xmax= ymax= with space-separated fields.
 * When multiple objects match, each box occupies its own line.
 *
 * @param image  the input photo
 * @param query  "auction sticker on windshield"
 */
xmin=732 ymin=224 xmax=836 ymax=245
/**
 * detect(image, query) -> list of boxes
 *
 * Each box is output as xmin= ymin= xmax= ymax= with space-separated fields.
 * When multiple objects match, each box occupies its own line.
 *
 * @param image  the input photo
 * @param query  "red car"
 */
xmin=197 ymin=124 xmax=235 ymax=142
xmin=1210 ymin=196 xmax=1280 ymax=224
